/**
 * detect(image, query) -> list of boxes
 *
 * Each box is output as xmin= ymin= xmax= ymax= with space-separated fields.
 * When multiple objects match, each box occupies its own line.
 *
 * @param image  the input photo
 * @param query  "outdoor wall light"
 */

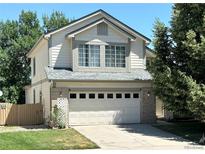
xmin=59 ymin=91 xmax=63 ymax=97
xmin=147 ymin=91 xmax=151 ymax=97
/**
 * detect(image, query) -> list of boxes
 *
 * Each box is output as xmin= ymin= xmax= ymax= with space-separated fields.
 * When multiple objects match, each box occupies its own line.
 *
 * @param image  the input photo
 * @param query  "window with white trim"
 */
xmin=33 ymin=57 xmax=36 ymax=76
xmin=105 ymin=45 xmax=126 ymax=67
xmin=70 ymin=93 xmax=76 ymax=99
xmin=79 ymin=93 xmax=86 ymax=99
xmin=133 ymin=93 xmax=139 ymax=98
xmin=78 ymin=44 xmax=100 ymax=67
xmin=33 ymin=89 xmax=36 ymax=104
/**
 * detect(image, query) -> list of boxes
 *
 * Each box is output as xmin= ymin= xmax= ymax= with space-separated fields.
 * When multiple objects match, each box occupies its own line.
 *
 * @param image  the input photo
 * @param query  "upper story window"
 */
xmin=105 ymin=45 xmax=126 ymax=67
xmin=78 ymin=44 xmax=100 ymax=67
xmin=97 ymin=23 xmax=108 ymax=35
xmin=33 ymin=57 xmax=36 ymax=77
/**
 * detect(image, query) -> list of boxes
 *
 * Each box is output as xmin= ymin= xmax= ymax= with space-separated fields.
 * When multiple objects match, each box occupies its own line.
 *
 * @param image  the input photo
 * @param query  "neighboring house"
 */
xmin=25 ymin=9 xmax=156 ymax=125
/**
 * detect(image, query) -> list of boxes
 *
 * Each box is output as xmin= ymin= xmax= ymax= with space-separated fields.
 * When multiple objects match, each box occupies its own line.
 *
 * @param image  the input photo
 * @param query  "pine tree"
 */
xmin=151 ymin=4 xmax=205 ymax=120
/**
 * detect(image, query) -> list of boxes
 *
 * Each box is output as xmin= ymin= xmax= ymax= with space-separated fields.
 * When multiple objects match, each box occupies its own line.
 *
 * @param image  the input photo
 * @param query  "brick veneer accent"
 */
xmin=140 ymin=88 xmax=156 ymax=123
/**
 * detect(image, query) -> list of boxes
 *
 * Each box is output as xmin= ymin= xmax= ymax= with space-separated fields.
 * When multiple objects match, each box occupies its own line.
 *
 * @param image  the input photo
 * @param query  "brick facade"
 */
xmin=140 ymin=88 xmax=156 ymax=123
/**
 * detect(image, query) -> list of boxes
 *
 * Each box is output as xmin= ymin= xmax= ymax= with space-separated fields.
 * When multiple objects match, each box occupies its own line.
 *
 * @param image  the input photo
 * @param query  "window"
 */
xmin=33 ymin=89 xmax=35 ymax=104
xmin=133 ymin=93 xmax=139 ymax=98
xmin=107 ymin=93 xmax=113 ymax=99
xmin=89 ymin=93 xmax=95 ymax=99
xmin=125 ymin=93 xmax=131 ymax=99
xmin=39 ymin=91 xmax=42 ymax=104
xmin=33 ymin=57 xmax=36 ymax=76
xmin=70 ymin=93 xmax=76 ymax=99
xmin=97 ymin=23 xmax=108 ymax=35
xmin=105 ymin=45 xmax=126 ymax=67
xmin=98 ymin=93 xmax=104 ymax=99
xmin=116 ymin=93 xmax=122 ymax=99
xmin=79 ymin=93 xmax=86 ymax=99
xmin=78 ymin=45 xmax=100 ymax=67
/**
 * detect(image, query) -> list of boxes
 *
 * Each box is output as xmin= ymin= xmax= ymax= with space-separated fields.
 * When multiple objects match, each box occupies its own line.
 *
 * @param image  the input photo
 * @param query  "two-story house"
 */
xmin=25 ymin=9 xmax=156 ymax=125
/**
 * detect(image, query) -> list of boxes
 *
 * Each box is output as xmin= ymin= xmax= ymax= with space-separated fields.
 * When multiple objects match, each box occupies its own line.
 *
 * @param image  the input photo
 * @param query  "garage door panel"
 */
xmin=70 ymin=102 xmax=139 ymax=112
xmin=69 ymin=91 xmax=140 ymax=125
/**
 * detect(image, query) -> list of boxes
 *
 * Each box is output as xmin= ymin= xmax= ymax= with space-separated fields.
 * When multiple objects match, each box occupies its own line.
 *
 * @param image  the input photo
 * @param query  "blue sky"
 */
xmin=0 ymin=3 xmax=172 ymax=44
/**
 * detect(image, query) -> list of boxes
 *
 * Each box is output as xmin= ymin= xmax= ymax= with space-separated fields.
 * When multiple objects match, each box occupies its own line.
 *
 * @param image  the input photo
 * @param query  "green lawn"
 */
xmin=153 ymin=121 xmax=205 ymax=144
xmin=0 ymin=128 xmax=99 ymax=150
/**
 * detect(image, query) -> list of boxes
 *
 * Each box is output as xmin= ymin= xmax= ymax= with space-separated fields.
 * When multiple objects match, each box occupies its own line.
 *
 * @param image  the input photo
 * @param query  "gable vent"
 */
xmin=97 ymin=22 xmax=108 ymax=36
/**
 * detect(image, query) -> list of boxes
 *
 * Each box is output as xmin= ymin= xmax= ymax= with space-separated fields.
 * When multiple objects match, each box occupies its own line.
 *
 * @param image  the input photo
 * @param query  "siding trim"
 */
xmin=31 ymin=78 xmax=49 ymax=87
xmin=66 ymin=17 xmax=136 ymax=40
xmin=73 ymin=40 xmax=130 ymax=72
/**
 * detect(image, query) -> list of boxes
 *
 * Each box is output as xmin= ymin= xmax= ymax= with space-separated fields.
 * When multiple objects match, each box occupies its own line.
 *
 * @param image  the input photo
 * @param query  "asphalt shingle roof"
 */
xmin=45 ymin=67 xmax=152 ymax=81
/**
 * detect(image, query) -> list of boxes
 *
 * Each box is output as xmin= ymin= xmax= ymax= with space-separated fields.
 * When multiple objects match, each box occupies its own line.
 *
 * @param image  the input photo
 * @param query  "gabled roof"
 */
xmin=27 ymin=9 xmax=151 ymax=57
xmin=66 ymin=17 xmax=136 ymax=40
xmin=44 ymin=9 xmax=151 ymax=42
xmin=146 ymin=46 xmax=156 ymax=58
xmin=45 ymin=67 xmax=152 ymax=81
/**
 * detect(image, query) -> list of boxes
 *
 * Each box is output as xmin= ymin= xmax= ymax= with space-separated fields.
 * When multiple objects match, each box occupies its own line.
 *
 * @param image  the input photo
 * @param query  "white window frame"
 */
xmin=105 ymin=45 xmax=126 ymax=68
xmin=78 ymin=44 xmax=100 ymax=67
xmin=33 ymin=57 xmax=36 ymax=77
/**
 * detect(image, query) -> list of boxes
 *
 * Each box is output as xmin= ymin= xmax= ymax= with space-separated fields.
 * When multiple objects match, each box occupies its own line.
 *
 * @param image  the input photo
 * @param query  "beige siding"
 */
xmin=130 ymin=38 xmax=146 ymax=69
xmin=50 ymin=13 xmax=147 ymax=70
xmin=30 ymin=39 xmax=48 ymax=84
xmin=50 ymin=14 xmax=103 ymax=68
xmin=41 ymin=81 xmax=51 ymax=121
xmin=55 ymin=81 xmax=152 ymax=89
xmin=30 ymin=81 xmax=51 ymax=121
xmin=25 ymin=87 xmax=32 ymax=104
xmin=75 ymin=25 xmax=128 ymax=43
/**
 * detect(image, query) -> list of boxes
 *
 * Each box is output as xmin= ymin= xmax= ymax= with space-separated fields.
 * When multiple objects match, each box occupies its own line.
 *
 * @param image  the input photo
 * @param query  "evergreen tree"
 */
xmin=150 ymin=4 xmax=205 ymax=120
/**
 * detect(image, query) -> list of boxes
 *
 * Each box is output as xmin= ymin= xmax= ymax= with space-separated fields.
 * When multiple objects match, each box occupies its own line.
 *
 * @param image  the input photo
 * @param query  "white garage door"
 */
xmin=68 ymin=91 xmax=140 ymax=125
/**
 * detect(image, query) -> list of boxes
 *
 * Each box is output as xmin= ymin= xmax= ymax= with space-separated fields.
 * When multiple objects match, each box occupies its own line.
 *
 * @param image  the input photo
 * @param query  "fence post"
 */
xmin=18 ymin=105 xmax=20 ymax=125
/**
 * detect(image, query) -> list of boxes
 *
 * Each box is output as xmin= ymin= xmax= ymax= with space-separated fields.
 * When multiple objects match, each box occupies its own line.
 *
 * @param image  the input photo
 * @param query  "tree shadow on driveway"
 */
xmin=116 ymin=124 xmax=197 ymax=145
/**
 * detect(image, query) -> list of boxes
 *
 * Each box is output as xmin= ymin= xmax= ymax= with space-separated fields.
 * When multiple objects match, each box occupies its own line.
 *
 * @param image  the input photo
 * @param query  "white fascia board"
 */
xmin=67 ymin=18 xmax=136 ymax=41
xmin=44 ymin=12 xmax=101 ymax=38
xmin=67 ymin=19 xmax=105 ymax=38
xmin=101 ymin=13 xmax=150 ymax=44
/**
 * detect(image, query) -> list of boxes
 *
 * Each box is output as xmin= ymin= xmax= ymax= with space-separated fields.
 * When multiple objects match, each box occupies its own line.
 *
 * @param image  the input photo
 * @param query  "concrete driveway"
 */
xmin=73 ymin=124 xmax=203 ymax=150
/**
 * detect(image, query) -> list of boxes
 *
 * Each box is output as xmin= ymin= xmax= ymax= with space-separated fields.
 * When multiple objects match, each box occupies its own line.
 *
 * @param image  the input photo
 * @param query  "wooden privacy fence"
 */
xmin=0 ymin=103 xmax=43 ymax=126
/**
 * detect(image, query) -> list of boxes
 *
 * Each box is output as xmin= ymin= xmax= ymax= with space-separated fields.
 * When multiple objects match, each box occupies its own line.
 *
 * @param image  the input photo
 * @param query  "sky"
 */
xmin=0 ymin=3 xmax=173 ymax=45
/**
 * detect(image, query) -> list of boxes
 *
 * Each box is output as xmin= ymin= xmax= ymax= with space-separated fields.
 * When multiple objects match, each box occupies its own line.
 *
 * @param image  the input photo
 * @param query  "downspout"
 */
xmin=49 ymin=80 xmax=53 ymax=123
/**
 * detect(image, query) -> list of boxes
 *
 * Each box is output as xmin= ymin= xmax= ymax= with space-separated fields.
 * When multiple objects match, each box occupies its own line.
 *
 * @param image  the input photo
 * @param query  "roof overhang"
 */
xmin=26 ymin=34 xmax=49 ymax=58
xmin=45 ymin=9 xmax=151 ymax=43
xmin=45 ymin=67 xmax=152 ymax=81
xmin=146 ymin=46 xmax=156 ymax=58
xmin=27 ymin=9 xmax=151 ymax=58
xmin=66 ymin=17 xmax=136 ymax=41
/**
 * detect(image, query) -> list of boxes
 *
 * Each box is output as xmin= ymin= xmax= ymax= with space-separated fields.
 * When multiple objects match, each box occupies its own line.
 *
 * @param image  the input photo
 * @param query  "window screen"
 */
xmin=105 ymin=45 xmax=126 ymax=67
xmin=79 ymin=45 xmax=100 ymax=67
